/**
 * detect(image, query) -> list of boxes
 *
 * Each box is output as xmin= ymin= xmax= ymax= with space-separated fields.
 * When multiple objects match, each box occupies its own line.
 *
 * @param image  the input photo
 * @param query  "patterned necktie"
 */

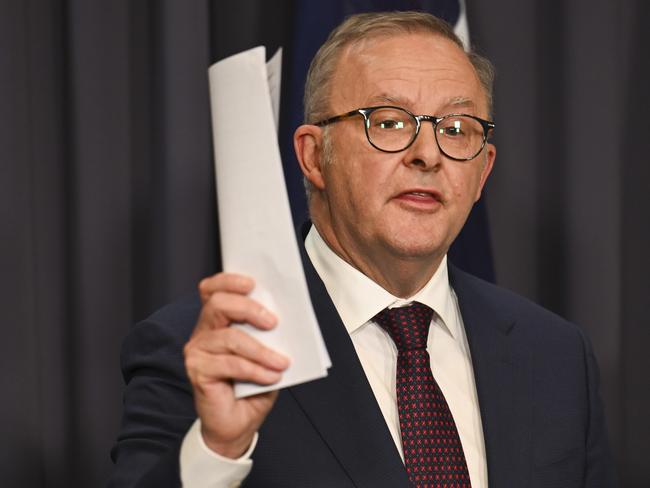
xmin=374 ymin=302 xmax=471 ymax=487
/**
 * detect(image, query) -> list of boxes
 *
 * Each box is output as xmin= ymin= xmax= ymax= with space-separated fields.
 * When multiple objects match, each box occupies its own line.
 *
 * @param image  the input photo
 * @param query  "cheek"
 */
xmin=328 ymin=147 xmax=394 ymax=212
xmin=323 ymin=157 xmax=367 ymax=216
xmin=448 ymin=166 xmax=484 ymax=204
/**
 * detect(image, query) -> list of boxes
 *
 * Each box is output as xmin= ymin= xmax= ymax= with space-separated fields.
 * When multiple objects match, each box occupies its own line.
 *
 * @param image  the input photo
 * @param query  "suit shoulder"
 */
xmin=450 ymin=265 xmax=585 ymax=340
xmin=120 ymin=292 xmax=201 ymax=374
xmin=142 ymin=292 xmax=201 ymax=338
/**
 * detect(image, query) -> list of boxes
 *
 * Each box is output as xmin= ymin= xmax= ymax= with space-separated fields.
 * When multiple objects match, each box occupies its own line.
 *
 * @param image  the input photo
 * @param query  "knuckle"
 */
xmin=225 ymin=328 xmax=256 ymax=357
xmin=224 ymin=355 xmax=248 ymax=377
xmin=197 ymin=278 xmax=208 ymax=294
xmin=225 ymin=333 xmax=240 ymax=354
xmin=235 ymin=358 xmax=256 ymax=378
xmin=184 ymin=355 xmax=198 ymax=380
xmin=198 ymin=273 xmax=229 ymax=301
xmin=183 ymin=337 xmax=200 ymax=358
xmin=192 ymin=377 xmax=208 ymax=395
xmin=207 ymin=292 xmax=223 ymax=309
xmin=222 ymin=334 xmax=238 ymax=355
xmin=204 ymin=296 xmax=228 ymax=327
xmin=183 ymin=342 xmax=192 ymax=358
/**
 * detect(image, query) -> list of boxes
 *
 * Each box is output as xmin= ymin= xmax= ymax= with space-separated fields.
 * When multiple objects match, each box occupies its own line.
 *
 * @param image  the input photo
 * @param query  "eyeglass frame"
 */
xmin=313 ymin=105 xmax=495 ymax=161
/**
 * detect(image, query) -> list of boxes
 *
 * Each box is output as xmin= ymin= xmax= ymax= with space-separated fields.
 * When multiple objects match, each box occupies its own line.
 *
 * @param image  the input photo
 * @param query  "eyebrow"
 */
xmin=366 ymin=94 xmax=476 ymax=113
xmin=444 ymin=96 xmax=476 ymax=111
xmin=367 ymin=94 xmax=414 ymax=107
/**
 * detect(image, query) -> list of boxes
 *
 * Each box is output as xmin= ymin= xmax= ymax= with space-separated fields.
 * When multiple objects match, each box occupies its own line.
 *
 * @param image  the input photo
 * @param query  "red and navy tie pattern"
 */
xmin=374 ymin=302 xmax=471 ymax=487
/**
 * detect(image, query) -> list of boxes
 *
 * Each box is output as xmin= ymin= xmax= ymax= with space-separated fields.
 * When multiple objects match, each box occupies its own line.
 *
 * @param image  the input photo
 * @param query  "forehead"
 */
xmin=330 ymin=33 xmax=486 ymax=115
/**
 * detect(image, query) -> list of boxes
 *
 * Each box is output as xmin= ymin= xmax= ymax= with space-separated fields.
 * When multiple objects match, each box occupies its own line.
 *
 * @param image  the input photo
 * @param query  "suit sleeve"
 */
xmin=580 ymin=330 xmax=618 ymax=487
xmin=107 ymin=302 xmax=197 ymax=488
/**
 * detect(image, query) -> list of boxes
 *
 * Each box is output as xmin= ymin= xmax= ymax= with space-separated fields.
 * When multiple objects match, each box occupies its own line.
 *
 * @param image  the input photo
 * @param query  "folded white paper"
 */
xmin=208 ymin=46 xmax=331 ymax=398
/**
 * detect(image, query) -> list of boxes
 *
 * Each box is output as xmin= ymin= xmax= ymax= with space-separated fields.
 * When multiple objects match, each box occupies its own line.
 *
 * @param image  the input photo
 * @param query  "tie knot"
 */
xmin=373 ymin=302 xmax=433 ymax=351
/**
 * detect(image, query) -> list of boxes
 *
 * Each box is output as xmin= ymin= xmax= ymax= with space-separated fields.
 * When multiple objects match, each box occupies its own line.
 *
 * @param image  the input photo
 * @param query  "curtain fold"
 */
xmin=2 ymin=0 xmax=647 ymax=486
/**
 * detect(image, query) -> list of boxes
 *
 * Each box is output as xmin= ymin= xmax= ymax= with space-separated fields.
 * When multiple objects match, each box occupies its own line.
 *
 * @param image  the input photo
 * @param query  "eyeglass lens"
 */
xmin=367 ymin=107 xmax=485 ymax=159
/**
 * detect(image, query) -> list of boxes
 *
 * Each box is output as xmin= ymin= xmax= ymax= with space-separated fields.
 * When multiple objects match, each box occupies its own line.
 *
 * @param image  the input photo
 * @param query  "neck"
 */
xmin=312 ymin=218 xmax=444 ymax=299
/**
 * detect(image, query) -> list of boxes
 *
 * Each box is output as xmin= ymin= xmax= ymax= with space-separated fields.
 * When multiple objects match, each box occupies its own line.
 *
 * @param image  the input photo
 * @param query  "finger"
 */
xmin=198 ymin=273 xmax=254 ymax=303
xmin=197 ymin=292 xmax=277 ymax=331
xmin=188 ymin=327 xmax=290 ymax=371
xmin=186 ymin=349 xmax=284 ymax=387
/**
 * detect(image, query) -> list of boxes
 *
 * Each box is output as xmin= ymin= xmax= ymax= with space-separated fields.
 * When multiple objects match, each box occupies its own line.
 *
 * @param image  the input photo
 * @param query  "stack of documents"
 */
xmin=208 ymin=47 xmax=331 ymax=398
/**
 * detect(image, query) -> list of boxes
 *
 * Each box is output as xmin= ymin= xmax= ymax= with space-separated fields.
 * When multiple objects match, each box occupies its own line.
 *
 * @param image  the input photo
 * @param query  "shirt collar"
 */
xmin=304 ymin=225 xmax=459 ymax=340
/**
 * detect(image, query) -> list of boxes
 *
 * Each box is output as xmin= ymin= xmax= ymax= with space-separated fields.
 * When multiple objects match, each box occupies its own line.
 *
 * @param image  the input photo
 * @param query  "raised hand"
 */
xmin=184 ymin=273 xmax=290 ymax=458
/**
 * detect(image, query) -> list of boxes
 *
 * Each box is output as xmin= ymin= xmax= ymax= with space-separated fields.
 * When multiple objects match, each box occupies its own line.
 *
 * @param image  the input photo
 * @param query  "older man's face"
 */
xmin=312 ymin=33 xmax=494 ymax=276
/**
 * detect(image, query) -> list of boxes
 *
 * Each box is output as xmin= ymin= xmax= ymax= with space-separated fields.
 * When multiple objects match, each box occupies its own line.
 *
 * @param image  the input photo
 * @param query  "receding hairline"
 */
xmin=329 ymin=32 xmax=490 ymax=114
xmin=303 ymin=13 xmax=495 ymax=123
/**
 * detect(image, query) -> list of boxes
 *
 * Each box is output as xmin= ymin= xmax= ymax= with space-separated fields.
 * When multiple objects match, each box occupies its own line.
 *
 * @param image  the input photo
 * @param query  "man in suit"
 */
xmin=109 ymin=11 xmax=616 ymax=487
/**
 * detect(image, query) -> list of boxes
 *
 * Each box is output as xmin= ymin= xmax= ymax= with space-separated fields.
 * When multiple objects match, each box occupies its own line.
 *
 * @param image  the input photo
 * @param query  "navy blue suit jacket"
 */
xmin=109 ymin=249 xmax=616 ymax=487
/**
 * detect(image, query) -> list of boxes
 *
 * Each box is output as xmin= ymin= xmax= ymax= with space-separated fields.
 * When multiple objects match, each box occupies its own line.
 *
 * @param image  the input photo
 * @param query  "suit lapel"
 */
xmin=288 ymin=250 xmax=411 ymax=488
xmin=291 ymin=227 xmax=534 ymax=486
xmin=449 ymin=265 xmax=533 ymax=487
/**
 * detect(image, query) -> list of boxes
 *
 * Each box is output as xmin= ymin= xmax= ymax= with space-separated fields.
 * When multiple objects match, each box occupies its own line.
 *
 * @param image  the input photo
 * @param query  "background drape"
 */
xmin=2 ymin=0 xmax=648 ymax=486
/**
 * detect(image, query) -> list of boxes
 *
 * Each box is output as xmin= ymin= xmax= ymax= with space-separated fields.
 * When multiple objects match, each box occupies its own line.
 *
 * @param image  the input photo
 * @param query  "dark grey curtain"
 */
xmin=2 ymin=0 xmax=647 ymax=486
xmin=469 ymin=1 xmax=649 ymax=484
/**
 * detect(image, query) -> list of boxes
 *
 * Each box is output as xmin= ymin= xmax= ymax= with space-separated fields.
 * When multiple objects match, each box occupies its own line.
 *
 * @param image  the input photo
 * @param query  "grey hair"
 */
xmin=303 ymin=11 xmax=495 ymax=124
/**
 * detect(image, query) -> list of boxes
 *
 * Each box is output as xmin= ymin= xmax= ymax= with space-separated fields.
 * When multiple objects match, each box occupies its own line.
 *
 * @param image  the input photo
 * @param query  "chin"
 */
xmin=385 ymin=236 xmax=446 ymax=261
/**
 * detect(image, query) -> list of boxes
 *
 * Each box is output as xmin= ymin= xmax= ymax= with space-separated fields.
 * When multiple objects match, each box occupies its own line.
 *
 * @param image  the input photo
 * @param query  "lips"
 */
xmin=395 ymin=188 xmax=444 ymax=204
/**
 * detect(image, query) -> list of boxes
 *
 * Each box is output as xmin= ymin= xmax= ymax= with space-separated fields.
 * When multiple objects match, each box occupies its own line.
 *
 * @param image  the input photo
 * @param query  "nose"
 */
xmin=403 ymin=120 xmax=443 ymax=171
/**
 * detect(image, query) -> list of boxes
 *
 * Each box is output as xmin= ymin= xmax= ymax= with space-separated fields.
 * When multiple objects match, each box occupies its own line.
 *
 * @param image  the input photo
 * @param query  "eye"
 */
xmin=439 ymin=120 xmax=465 ymax=137
xmin=369 ymin=108 xmax=411 ymax=131
xmin=376 ymin=119 xmax=405 ymax=130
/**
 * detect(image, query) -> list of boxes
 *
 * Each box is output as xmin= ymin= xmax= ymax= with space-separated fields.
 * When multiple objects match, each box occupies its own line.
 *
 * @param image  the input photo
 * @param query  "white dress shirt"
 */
xmin=180 ymin=225 xmax=488 ymax=487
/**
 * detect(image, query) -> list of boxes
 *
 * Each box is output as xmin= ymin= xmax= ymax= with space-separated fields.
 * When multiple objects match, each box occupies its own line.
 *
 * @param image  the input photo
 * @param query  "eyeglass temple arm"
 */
xmin=313 ymin=110 xmax=362 ymax=127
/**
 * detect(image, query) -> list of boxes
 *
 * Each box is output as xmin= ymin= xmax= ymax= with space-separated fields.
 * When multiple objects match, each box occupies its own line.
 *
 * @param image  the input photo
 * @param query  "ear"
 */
xmin=474 ymin=142 xmax=496 ymax=201
xmin=294 ymin=124 xmax=326 ymax=191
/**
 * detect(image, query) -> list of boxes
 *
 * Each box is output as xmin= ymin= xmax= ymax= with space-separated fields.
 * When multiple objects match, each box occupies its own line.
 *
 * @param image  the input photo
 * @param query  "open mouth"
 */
xmin=407 ymin=191 xmax=436 ymax=198
xmin=397 ymin=189 xmax=443 ymax=204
